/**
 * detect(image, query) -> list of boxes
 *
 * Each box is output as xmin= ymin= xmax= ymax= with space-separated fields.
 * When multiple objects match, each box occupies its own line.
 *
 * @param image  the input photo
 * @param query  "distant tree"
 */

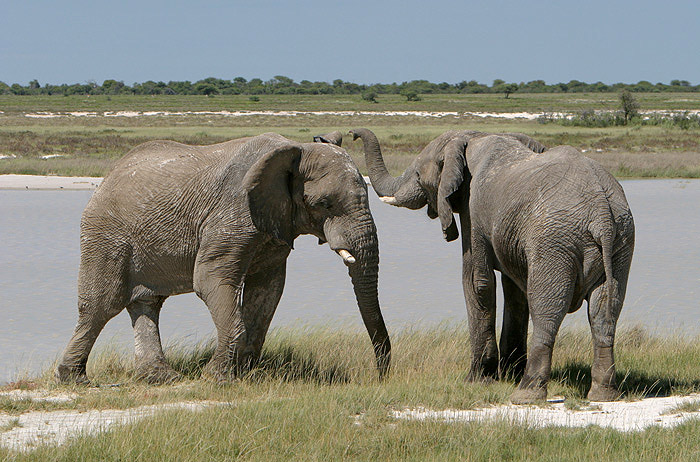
xmin=10 ymin=83 xmax=28 ymax=95
xmin=101 ymin=79 xmax=125 ymax=95
xmin=502 ymin=83 xmax=519 ymax=99
xmin=619 ymin=90 xmax=640 ymax=124
xmin=28 ymin=79 xmax=40 ymax=90
xmin=361 ymin=91 xmax=378 ymax=103
xmin=194 ymin=82 xmax=218 ymax=95
xmin=401 ymin=90 xmax=421 ymax=101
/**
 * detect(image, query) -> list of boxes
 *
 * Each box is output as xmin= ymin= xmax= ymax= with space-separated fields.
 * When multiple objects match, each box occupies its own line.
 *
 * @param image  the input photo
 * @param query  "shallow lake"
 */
xmin=1 ymin=179 xmax=699 ymax=382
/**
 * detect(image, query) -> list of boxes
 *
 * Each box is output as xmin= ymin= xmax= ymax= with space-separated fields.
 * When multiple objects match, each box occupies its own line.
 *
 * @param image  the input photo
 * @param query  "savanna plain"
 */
xmin=2 ymin=93 xmax=700 ymax=460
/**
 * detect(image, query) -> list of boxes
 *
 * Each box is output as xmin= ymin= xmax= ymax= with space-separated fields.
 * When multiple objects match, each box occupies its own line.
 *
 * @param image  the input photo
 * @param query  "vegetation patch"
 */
xmin=1 ymin=326 xmax=700 ymax=457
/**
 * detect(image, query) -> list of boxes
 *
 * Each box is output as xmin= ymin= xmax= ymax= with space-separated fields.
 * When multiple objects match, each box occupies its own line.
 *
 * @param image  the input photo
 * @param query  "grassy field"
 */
xmin=1 ymin=93 xmax=700 ymax=178
xmin=3 ymin=325 xmax=700 ymax=460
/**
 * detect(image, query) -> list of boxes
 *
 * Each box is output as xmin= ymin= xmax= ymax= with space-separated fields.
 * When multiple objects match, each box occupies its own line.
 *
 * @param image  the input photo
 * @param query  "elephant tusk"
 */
xmin=379 ymin=196 xmax=398 ymax=205
xmin=337 ymin=249 xmax=356 ymax=264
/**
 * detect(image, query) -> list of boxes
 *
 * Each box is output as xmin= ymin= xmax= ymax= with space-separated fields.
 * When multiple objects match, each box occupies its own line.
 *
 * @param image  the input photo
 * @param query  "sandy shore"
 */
xmin=0 ymin=175 xmax=102 ymax=190
xmin=2 ymin=390 xmax=700 ymax=452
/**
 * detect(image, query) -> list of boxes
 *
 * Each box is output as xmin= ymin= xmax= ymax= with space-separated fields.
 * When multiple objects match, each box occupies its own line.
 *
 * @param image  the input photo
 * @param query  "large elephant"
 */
xmin=56 ymin=133 xmax=390 ymax=384
xmin=351 ymin=128 xmax=634 ymax=403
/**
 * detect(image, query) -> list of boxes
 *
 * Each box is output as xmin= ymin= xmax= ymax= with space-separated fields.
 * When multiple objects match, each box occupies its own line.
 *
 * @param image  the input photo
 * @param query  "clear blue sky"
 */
xmin=1 ymin=0 xmax=698 ymax=86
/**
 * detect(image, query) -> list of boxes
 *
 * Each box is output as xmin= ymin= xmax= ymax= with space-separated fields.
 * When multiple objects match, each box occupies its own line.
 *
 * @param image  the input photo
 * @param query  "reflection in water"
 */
xmin=0 ymin=180 xmax=698 ymax=381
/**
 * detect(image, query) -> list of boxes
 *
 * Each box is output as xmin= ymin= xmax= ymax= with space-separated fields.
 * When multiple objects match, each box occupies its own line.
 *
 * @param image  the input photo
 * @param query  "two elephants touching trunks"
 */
xmin=57 ymin=128 xmax=634 ymax=405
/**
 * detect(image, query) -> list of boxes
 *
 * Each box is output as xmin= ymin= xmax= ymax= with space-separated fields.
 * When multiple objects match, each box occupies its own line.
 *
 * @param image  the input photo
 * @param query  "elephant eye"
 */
xmin=317 ymin=198 xmax=331 ymax=209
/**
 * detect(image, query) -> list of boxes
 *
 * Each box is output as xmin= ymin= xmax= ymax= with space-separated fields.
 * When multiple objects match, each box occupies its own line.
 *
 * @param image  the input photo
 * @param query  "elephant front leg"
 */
xmin=126 ymin=296 xmax=182 ymax=384
xmin=196 ymin=278 xmax=248 ymax=382
xmin=463 ymin=242 xmax=498 ymax=382
xmin=239 ymin=261 xmax=287 ymax=369
xmin=499 ymin=274 xmax=529 ymax=379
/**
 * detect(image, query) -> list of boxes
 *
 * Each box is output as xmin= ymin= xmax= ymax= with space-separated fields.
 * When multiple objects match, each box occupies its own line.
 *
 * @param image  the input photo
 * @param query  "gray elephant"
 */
xmin=351 ymin=128 xmax=634 ymax=403
xmin=56 ymin=133 xmax=390 ymax=384
xmin=313 ymin=131 xmax=343 ymax=146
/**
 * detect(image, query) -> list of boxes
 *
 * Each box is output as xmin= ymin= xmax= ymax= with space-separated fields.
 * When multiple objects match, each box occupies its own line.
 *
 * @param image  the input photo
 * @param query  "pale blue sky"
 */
xmin=1 ymin=0 xmax=698 ymax=86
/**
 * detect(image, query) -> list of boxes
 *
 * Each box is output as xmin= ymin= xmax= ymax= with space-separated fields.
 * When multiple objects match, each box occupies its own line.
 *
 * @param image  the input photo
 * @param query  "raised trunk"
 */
xmin=351 ymin=128 xmax=403 ymax=198
xmin=345 ymin=221 xmax=391 ymax=378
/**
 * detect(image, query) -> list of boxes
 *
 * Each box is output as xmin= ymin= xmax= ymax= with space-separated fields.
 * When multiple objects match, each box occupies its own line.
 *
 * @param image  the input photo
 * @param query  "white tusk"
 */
xmin=379 ymin=196 xmax=398 ymax=205
xmin=337 ymin=249 xmax=356 ymax=264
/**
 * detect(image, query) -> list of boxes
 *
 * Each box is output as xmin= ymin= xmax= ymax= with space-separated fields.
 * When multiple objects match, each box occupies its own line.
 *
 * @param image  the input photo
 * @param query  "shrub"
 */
xmin=361 ymin=91 xmax=378 ymax=103
xmin=401 ymin=90 xmax=421 ymax=101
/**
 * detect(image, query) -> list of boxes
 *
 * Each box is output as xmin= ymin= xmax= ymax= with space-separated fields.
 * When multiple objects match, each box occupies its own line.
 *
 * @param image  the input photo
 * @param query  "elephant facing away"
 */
xmin=56 ymin=133 xmax=390 ymax=384
xmin=351 ymin=128 xmax=634 ymax=404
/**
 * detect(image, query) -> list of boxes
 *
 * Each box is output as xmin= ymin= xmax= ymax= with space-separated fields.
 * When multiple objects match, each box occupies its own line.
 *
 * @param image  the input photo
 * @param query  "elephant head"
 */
xmin=242 ymin=136 xmax=390 ymax=376
xmin=313 ymin=131 xmax=343 ymax=146
xmin=349 ymin=128 xmax=546 ymax=242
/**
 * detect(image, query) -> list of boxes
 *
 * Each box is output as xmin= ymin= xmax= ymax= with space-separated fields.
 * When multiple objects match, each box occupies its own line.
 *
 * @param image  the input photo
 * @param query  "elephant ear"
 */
xmin=437 ymin=137 xmax=469 ymax=242
xmin=242 ymin=144 xmax=303 ymax=248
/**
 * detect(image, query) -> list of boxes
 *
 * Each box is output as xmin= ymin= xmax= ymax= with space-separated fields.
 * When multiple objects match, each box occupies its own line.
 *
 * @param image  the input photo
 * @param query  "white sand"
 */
xmin=2 ymin=389 xmax=700 ymax=451
xmin=0 ymin=400 xmax=228 ymax=452
xmin=0 ymin=174 xmax=102 ymax=190
xmin=392 ymin=394 xmax=700 ymax=432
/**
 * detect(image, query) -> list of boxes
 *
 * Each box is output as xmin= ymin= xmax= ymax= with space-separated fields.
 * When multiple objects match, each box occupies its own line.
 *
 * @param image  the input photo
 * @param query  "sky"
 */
xmin=1 ymin=0 xmax=699 ymax=87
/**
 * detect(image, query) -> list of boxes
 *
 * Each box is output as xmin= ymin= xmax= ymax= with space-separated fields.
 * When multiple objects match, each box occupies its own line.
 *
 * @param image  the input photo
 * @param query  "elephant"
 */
xmin=313 ymin=131 xmax=343 ymax=146
xmin=351 ymin=128 xmax=634 ymax=403
xmin=56 ymin=132 xmax=390 ymax=384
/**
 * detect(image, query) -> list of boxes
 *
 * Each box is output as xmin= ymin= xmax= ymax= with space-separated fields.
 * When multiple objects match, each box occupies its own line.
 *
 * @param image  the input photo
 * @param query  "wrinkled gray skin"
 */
xmin=313 ymin=131 xmax=343 ymax=146
xmin=351 ymin=128 xmax=634 ymax=403
xmin=56 ymin=133 xmax=390 ymax=384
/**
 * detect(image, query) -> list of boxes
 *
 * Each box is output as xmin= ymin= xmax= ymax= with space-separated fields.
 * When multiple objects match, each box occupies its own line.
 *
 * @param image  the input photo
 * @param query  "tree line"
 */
xmin=1 ymin=76 xmax=698 ymax=97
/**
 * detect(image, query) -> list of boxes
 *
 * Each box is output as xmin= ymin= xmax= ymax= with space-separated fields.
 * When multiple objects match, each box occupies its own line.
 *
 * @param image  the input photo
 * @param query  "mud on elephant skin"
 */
xmin=56 ymin=133 xmax=390 ymax=384
xmin=351 ymin=128 xmax=634 ymax=404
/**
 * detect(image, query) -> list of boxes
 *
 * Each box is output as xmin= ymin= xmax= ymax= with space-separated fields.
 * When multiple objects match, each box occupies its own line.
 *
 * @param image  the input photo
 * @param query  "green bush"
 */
xmin=361 ymin=91 xmax=378 ymax=103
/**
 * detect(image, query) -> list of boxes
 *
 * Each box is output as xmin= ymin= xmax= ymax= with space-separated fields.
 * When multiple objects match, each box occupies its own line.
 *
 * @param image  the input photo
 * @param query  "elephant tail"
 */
xmin=590 ymin=206 xmax=621 ymax=323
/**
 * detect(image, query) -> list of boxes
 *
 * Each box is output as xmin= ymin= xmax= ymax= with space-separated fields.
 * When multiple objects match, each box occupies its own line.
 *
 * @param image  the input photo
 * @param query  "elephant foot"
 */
xmin=135 ymin=363 xmax=183 ymax=385
xmin=510 ymin=386 xmax=547 ymax=405
xmin=55 ymin=363 xmax=90 ymax=385
xmin=201 ymin=360 xmax=240 ymax=383
xmin=587 ymin=383 xmax=620 ymax=402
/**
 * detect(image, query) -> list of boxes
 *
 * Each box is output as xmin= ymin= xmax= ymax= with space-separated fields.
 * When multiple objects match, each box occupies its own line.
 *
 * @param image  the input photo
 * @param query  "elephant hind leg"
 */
xmin=510 ymin=259 xmax=575 ymax=404
xmin=586 ymin=249 xmax=632 ymax=402
xmin=56 ymin=244 xmax=130 ymax=384
xmin=56 ymin=296 xmax=126 ymax=383
xmin=127 ymin=296 xmax=182 ymax=384
xmin=499 ymin=274 xmax=528 ymax=380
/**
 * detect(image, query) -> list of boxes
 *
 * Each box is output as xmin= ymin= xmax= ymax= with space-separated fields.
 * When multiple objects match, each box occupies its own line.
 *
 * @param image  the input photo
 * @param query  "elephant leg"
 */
xmin=56 ymin=253 xmax=129 ymax=383
xmin=463 ymin=239 xmax=498 ymax=382
xmin=499 ymin=274 xmax=529 ymax=379
xmin=239 ymin=261 xmax=287 ymax=368
xmin=510 ymin=260 xmax=574 ymax=404
xmin=587 ymin=250 xmax=632 ymax=401
xmin=126 ymin=295 xmax=182 ymax=384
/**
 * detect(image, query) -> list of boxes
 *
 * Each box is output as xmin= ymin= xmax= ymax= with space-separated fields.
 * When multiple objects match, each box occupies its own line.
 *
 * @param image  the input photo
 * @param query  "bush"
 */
xmin=401 ymin=90 xmax=421 ymax=101
xmin=361 ymin=91 xmax=378 ymax=103
xmin=620 ymin=90 xmax=640 ymax=124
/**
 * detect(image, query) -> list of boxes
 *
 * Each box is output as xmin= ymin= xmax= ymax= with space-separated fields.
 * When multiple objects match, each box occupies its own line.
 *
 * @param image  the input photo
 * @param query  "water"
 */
xmin=1 ymin=180 xmax=698 ymax=382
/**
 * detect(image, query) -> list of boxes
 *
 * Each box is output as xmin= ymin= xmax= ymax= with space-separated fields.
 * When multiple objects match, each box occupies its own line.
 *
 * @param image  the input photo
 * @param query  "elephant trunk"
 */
xmin=350 ymin=128 xmax=402 ymax=198
xmin=344 ymin=218 xmax=391 ymax=378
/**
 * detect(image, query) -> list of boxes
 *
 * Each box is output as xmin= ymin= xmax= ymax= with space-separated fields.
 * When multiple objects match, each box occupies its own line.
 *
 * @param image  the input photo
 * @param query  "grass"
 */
xmin=3 ymin=325 xmax=700 ymax=459
xmin=1 ymin=94 xmax=700 ymax=178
